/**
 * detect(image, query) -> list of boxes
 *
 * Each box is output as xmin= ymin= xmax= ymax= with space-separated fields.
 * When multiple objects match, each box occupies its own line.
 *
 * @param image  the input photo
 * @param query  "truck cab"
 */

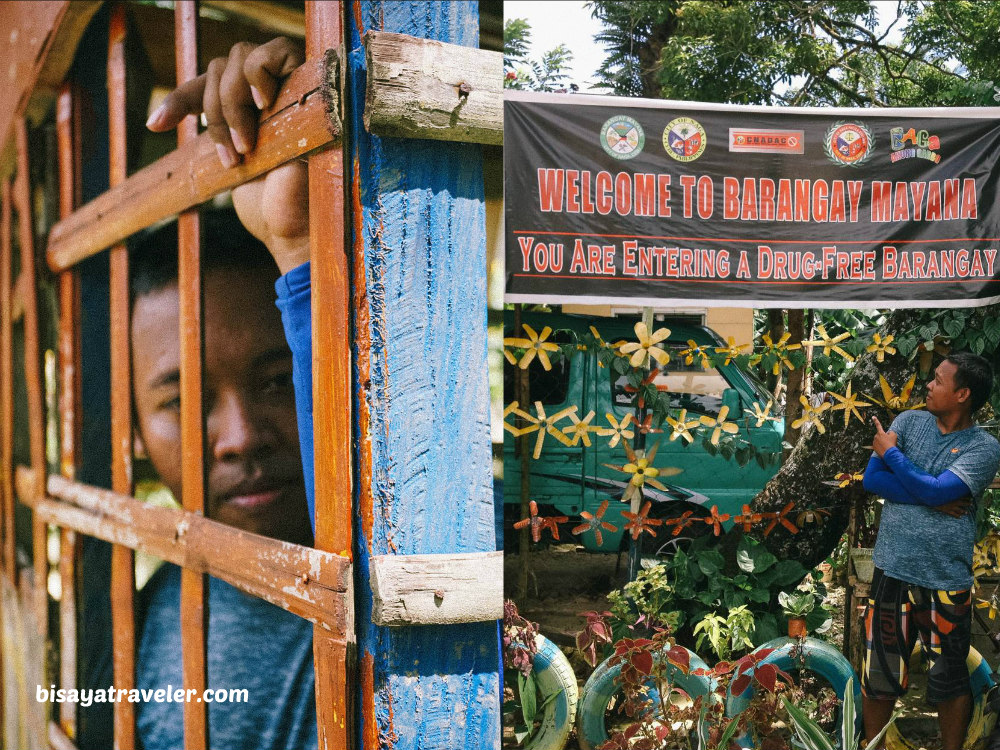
xmin=503 ymin=311 xmax=783 ymax=554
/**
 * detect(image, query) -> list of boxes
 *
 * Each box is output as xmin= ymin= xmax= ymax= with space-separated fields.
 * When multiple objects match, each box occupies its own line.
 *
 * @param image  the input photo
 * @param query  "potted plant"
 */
xmin=779 ymin=590 xmax=816 ymax=638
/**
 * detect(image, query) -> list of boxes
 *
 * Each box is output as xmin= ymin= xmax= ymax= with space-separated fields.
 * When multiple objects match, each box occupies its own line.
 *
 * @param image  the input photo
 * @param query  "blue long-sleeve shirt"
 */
xmin=275 ymin=261 xmax=316 ymax=531
xmin=864 ymin=448 xmax=969 ymax=507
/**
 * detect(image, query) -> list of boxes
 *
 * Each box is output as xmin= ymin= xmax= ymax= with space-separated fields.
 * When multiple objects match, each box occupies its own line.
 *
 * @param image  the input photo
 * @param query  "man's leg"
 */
xmin=937 ymin=692 xmax=972 ymax=750
xmin=863 ymin=695 xmax=897 ymax=748
xmin=862 ymin=569 xmax=912 ymax=747
xmin=922 ymin=588 xmax=973 ymax=750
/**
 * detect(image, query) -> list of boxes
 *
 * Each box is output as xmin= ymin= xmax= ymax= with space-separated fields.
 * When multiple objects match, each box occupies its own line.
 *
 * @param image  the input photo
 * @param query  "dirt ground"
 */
xmin=504 ymin=545 xmax=974 ymax=750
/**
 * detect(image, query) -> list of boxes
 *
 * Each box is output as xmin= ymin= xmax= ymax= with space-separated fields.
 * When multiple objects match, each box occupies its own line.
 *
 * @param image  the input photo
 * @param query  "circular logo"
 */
xmin=662 ymin=117 xmax=706 ymax=162
xmin=824 ymin=122 xmax=874 ymax=166
xmin=601 ymin=115 xmax=644 ymax=160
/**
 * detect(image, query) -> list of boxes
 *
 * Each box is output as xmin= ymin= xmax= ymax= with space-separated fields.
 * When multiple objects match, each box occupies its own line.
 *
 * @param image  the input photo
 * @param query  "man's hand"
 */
xmin=872 ymin=417 xmax=898 ymax=459
xmin=146 ymin=37 xmax=310 ymax=274
xmin=934 ymin=498 xmax=972 ymax=518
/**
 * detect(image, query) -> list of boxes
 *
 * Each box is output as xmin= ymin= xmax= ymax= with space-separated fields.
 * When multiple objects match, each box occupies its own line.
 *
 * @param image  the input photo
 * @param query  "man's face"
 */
xmin=131 ymin=265 xmax=312 ymax=546
xmin=925 ymin=359 xmax=969 ymax=416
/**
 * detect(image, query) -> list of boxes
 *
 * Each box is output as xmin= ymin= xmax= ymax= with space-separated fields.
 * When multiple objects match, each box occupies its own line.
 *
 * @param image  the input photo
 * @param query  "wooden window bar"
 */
xmin=2 ymin=2 xmax=353 ymax=748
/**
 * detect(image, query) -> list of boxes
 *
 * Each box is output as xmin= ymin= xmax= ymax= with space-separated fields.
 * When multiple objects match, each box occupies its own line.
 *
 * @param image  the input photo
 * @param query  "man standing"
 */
xmin=862 ymin=353 xmax=1000 ymax=750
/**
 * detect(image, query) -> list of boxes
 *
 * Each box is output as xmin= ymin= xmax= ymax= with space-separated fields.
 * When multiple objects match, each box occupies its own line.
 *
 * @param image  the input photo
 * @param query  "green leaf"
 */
xmin=782 ymin=695 xmax=836 ymax=750
xmin=697 ymin=550 xmax=725 ymax=576
xmin=753 ymin=614 xmax=781 ymax=645
xmin=772 ymin=559 xmax=807 ymax=586
xmin=518 ymin=671 xmax=537 ymax=727
xmin=943 ymin=317 xmax=964 ymax=339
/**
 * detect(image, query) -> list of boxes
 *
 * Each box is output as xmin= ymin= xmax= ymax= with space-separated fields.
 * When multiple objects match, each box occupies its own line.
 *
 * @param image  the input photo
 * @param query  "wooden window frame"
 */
xmin=1 ymin=2 xmax=353 ymax=749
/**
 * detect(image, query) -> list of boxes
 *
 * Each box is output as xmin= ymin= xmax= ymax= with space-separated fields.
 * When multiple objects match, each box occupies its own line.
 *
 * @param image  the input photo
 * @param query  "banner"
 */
xmin=504 ymin=92 xmax=1000 ymax=308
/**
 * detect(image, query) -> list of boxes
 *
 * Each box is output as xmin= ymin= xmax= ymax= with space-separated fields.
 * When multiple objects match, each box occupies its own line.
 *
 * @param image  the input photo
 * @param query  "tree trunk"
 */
xmin=748 ymin=308 xmax=932 ymax=570
xmin=783 ymin=309 xmax=806 ymax=452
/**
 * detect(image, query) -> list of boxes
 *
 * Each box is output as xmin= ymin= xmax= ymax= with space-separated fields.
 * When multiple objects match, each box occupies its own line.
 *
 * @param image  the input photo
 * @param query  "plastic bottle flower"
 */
xmin=801 ymin=325 xmax=854 ymax=361
xmin=829 ymin=472 xmax=865 ymax=488
xmin=866 ymin=333 xmax=896 ymax=362
xmin=662 ymin=510 xmax=695 ymax=537
xmin=745 ymin=400 xmax=778 ymax=428
xmin=733 ymin=504 xmax=763 ymax=532
xmin=513 ymin=500 xmax=568 ymax=543
xmin=619 ymin=321 xmax=671 ymax=368
xmin=603 ymin=440 xmax=682 ymax=506
xmin=679 ymin=339 xmax=712 ymax=369
xmin=715 ymin=336 xmax=749 ymax=366
xmin=699 ymin=405 xmax=740 ymax=445
xmin=751 ymin=332 xmax=801 ymax=375
xmin=502 ymin=401 xmax=536 ymax=437
xmin=666 ymin=409 xmax=701 ymax=443
xmin=701 ymin=505 xmax=731 ymax=536
xmin=527 ymin=401 xmax=577 ymax=459
xmin=828 ymin=382 xmax=871 ymax=429
xmin=763 ymin=502 xmax=799 ymax=536
xmin=621 ymin=501 xmax=663 ymax=540
xmin=504 ymin=324 xmax=560 ymax=371
xmin=622 ymin=368 xmax=660 ymax=409
xmin=790 ymin=395 xmax=831 ymax=434
xmin=598 ymin=413 xmax=635 ymax=448
xmin=562 ymin=409 xmax=597 ymax=447
xmin=571 ymin=500 xmax=618 ymax=547
xmin=870 ymin=374 xmax=925 ymax=416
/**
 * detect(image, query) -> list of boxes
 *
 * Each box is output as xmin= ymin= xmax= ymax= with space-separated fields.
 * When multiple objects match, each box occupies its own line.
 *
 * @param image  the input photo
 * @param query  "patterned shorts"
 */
xmin=862 ymin=567 xmax=972 ymax=704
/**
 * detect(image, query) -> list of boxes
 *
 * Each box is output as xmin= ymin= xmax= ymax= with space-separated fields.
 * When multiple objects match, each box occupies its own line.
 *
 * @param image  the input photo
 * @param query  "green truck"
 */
xmin=503 ymin=312 xmax=783 ymax=556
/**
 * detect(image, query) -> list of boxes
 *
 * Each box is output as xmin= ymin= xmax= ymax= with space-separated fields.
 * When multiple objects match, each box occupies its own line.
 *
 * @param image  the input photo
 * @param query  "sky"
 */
xmin=504 ymin=1 xmax=906 ymax=94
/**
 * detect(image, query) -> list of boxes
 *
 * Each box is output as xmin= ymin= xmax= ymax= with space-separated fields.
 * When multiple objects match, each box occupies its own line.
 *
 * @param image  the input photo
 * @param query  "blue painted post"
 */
xmin=345 ymin=2 xmax=500 ymax=748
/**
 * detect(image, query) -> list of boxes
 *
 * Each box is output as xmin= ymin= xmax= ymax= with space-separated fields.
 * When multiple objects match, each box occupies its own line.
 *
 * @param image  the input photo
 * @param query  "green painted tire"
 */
xmin=523 ymin=635 xmax=579 ymax=750
xmin=725 ymin=637 xmax=860 ymax=748
xmin=576 ymin=645 xmax=714 ymax=750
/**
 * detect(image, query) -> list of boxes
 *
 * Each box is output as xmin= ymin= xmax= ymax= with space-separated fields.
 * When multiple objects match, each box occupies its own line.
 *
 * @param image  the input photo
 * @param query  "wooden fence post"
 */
xmin=345 ymin=3 xmax=500 ymax=747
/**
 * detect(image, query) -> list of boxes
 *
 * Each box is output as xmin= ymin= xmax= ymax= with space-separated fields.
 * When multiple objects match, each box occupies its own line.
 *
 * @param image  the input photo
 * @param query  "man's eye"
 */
xmin=160 ymin=396 xmax=181 ymax=411
xmin=262 ymin=372 xmax=294 ymax=394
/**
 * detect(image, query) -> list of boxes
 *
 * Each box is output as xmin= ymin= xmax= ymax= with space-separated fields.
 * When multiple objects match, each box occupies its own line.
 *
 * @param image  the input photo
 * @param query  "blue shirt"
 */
xmin=136 ymin=565 xmax=318 ymax=750
xmin=275 ymin=261 xmax=316 ymax=531
xmin=873 ymin=409 xmax=1000 ymax=589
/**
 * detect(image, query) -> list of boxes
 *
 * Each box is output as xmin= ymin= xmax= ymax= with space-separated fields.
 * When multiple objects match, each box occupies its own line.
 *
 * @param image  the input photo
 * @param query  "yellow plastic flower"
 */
xmin=745 ymin=400 xmax=779 ymax=428
xmin=527 ymin=401 xmax=577 ymax=459
xmin=801 ymin=325 xmax=854 ymax=362
xmin=870 ymin=374 xmax=925 ymax=416
xmin=502 ymin=401 xmax=537 ymax=437
xmin=698 ymin=405 xmax=740 ymax=445
xmin=603 ymin=441 xmax=681 ymax=505
xmin=666 ymin=409 xmax=701 ymax=443
xmin=866 ymin=333 xmax=896 ymax=363
xmin=504 ymin=324 xmax=560 ymax=371
xmin=597 ymin=413 xmax=635 ymax=448
xmin=562 ymin=409 xmax=597 ymax=447
xmin=619 ymin=321 xmax=671 ymax=368
xmin=714 ymin=336 xmax=749 ymax=366
xmin=790 ymin=395 xmax=831 ymax=434
xmin=679 ymin=339 xmax=712 ymax=369
xmin=828 ymin=382 xmax=872 ymax=429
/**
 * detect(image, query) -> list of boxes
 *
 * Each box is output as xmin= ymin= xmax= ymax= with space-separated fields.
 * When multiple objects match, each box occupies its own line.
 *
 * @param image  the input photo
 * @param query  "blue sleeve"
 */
xmin=275 ymin=261 xmax=315 ymax=533
xmin=880 ymin=447 xmax=970 ymax=506
xmin=863 ymin=454 xmax=921 ymax=505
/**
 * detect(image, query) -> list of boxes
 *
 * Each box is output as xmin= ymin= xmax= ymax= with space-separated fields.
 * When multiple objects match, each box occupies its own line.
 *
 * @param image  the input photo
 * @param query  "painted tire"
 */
xmin=884 ymin=646 xmax=996 ymax=750
xmin=523 ymin=635 xmax=579 ymax=750
xmin=576 ymin=645 xmax=714 ymax=750
xmin=726 ymin=637 xmax=861 ymax=749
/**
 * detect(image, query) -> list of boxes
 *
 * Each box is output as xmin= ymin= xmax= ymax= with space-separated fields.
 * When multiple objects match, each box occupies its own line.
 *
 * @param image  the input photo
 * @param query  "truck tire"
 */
xmin=524 ymin=635 xmax=579 ymax=750
xmin=576 ymin=645 xmax=713 ymax=750
xmin=726 ymin=637 xmax=860 ymax=748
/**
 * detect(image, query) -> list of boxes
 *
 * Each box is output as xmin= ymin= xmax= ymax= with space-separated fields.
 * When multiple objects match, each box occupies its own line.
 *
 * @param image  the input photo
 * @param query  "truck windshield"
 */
xmin=612 ymin=348 xmax=729 ymax=417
